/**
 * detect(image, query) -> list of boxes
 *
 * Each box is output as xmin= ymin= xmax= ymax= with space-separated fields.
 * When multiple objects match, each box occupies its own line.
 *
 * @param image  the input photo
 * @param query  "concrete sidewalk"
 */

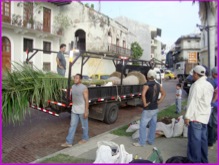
xmin=33 ymin=128 xmax=218 ymax=163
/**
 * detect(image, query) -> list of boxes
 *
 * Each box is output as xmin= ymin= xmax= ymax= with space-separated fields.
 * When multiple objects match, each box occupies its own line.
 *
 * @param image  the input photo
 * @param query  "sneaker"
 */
xmin=133 ymin=143 xmax=144 ymax=147
xmin=78 ymin=139 xmax=88 ymax=144
xmin=61 ymin=142 xmax=72 ymax=147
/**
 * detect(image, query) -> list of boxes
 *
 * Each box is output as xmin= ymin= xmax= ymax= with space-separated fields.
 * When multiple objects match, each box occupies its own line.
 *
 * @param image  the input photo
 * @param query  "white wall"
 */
xmin=2 ymin=2 xmax=61 ymax=73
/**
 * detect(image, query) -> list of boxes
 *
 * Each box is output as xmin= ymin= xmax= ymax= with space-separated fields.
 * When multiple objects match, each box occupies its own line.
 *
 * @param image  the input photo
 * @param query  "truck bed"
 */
xmin=88 ymin=84 xmax=143 ymax=104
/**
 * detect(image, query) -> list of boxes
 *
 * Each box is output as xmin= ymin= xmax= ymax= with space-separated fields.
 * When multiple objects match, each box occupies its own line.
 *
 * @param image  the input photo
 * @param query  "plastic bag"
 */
xmin=94 ymin=141 xmax=133 ymax=163
xmin=156 ymin=118 xmax=175 ymax=138
xmin=173 ymin=116 xmax=184 ymax=137
xmin=131 ymin=128 xmax=149 ymax=140
xmin=126 ymin=124 xmax=140 ymax=133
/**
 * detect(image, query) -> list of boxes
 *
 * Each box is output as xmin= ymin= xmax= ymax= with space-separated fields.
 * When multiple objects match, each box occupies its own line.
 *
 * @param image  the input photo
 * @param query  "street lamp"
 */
xmin=196 ymin=24 xmax=215 ymax=70
xmin=67 ymin=49 xmax=80 ymax=101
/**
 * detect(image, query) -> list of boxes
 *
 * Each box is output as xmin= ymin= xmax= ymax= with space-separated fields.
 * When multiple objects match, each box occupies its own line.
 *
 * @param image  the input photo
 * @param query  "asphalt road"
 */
xmin=2 ymin=79 xmax=185 ymax=163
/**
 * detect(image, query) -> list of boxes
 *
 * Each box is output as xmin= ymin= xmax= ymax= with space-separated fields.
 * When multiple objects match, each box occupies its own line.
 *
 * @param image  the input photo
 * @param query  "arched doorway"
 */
xmin=75 ymin=29 xmax=86 ymax=53
xmin=2 ymin=37 xmax=11 ymax=70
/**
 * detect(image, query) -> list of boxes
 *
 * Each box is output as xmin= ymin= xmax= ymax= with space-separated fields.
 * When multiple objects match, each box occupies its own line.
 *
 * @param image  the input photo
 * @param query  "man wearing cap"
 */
xmin=185 ymin=65 xmax=214 ymax=163
xmin=133 ymin=69 xmax=166 ymax=147
xmin=207 ymin=67 xmax=218 ymax=149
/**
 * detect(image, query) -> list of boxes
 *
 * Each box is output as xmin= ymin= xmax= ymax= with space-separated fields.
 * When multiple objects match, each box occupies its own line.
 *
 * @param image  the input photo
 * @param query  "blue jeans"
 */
xmin=57 ymin=67 xmax=66 ymax=76
xmin=66 ymin=113 xmax=89 ymax=145
xmin=176 ymin=99 xmax=181 ymax=113
xmin=187 ymin=122 xmax=208 ymax=163
xmin=139 ymin=109 xmax=158 ymax=146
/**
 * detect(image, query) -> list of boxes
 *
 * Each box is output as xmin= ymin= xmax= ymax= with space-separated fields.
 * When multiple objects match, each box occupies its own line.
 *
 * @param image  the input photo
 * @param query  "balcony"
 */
xmin=108 ymin=44 xmax=131 ymax=56
xmin=2 ymin=14 xmax=62 ymax=38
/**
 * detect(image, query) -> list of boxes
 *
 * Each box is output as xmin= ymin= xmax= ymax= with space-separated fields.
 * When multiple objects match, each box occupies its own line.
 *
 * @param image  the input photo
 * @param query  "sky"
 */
xmin=82 ymin=1 xmax=201 ymax=48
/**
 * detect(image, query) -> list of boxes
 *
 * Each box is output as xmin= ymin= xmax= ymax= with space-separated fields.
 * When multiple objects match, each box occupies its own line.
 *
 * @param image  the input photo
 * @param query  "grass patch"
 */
xmin=111 ymin=101 xmax=187 ymax=137
xmin=158 ymin=100 xmax=187 ymax=121
xmin=40 ymin=154 xmax=93 ymax=163
xmin=111 ymin=125 xmax=134 ymax=136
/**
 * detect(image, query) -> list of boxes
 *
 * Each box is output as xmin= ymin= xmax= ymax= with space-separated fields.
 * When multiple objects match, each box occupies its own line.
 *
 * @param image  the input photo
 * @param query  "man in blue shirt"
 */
xmin=207 ymin=67 xmax=218 ymax=149
xmin=56 ymin=44 xmax=66 ymax=76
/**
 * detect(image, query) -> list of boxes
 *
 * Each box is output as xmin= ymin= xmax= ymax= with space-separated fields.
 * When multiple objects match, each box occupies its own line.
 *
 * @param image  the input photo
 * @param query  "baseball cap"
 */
xmin=193 ymin=65 xmax=206 ymax=76
xmin=147 ymin=69 xmax=157 ymax=79
xmin=211 ymin=67 xmax=218 ymax=74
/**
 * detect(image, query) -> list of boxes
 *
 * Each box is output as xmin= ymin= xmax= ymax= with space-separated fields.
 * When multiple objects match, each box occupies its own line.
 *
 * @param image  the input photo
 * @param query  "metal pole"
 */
xmin=67 ymin=62 xmax=72 ymax=102
xmin=80 ymin=56 xmax=84 ymax=75
xmin=206 ymin=26 xmax=211 ymax=72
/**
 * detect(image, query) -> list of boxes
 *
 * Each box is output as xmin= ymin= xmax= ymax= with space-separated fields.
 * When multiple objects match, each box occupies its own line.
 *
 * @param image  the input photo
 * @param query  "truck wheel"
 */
xmin=169 ymin=76 xmax=171 ymax=79
xmin=104 ymin=103 xmax=119 ymax=124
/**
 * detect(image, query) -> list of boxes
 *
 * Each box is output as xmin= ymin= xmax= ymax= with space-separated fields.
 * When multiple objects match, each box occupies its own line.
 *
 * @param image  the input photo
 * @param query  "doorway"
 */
xmin=2 ymin=37 xmax=11 ymax=70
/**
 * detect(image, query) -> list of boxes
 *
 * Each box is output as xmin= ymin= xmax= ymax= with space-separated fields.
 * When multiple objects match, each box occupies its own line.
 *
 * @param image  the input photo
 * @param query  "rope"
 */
xmin=115 ymin=85 xmax=121 ymax=102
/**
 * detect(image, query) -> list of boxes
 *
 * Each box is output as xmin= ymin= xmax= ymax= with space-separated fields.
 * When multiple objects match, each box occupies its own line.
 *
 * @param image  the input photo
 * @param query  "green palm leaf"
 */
xmin=2 ymin=63 xmax=68 ymax=125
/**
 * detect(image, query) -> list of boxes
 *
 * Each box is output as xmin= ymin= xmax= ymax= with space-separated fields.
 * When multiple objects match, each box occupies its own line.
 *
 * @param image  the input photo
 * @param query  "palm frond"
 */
xmin=2 ymin=63 xmax=68 ymax=125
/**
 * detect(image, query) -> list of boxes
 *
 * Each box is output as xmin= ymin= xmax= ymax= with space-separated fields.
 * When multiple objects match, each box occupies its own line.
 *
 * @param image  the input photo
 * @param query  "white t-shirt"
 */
xmin=176 ymin=89 xmax=182 ymax=99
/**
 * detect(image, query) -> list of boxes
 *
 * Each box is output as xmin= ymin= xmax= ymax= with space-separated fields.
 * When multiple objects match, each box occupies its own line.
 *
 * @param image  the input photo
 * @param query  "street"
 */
xmin=2 ymin=79 xmax=186 ymax=163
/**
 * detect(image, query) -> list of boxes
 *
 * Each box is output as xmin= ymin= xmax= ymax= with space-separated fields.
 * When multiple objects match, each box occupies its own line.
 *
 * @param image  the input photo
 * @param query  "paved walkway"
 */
xmin=33 ymin=127 xmax=218 ymax=163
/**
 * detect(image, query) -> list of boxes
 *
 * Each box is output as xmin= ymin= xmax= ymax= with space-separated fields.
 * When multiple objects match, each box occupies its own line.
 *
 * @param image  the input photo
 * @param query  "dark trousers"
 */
xmin=208 ymin=124 xmax=217 ymax=146
xmin=187 ymin=122 xmax=208 ymax=163
xmin=208 ymin=108 xmax=217 ymax=146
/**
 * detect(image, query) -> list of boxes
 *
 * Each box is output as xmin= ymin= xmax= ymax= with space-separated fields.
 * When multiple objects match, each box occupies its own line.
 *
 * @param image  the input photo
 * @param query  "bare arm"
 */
xmin=157 ymin=86 xmax=166 ymax=104
xmin=212 ymin=88 xmax=218 ymax=103
xmin=142 ymin=85 xmax=150 ymax=108
xmin=56 ymin=57 xmax=64 ymax=69
xmin=83 ymin=88 xmax=89 ymax=119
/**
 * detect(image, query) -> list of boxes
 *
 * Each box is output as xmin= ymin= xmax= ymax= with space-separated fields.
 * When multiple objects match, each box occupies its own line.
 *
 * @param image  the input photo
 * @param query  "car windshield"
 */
xmin=100 ymin=75 xmax=110 ymax=80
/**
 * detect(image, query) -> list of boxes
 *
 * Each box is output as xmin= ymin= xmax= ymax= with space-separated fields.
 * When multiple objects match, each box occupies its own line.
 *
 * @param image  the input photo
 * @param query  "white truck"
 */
xmin=174 ymin=61 xmax=197 ymax=83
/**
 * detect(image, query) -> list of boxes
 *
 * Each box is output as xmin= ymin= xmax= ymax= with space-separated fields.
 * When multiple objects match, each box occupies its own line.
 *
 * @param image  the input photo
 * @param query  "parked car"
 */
xmin=164 ymin=70 xmax=176 ymax=79
xmin=90 ymin=74 xmax=110 ymax=80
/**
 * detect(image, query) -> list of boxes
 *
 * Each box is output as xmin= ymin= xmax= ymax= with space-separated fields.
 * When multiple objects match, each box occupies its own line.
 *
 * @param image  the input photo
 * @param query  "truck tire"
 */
xmin=104 ymin=103 xmax=119 ymax=124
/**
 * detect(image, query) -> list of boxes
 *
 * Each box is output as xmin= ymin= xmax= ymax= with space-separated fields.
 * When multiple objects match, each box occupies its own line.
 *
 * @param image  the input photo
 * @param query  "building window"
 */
xmin=43 ymin=62 xmax=51 ymax=71
xmin=43 ymin=7 xmax=51 ymax=33
xmin=116 ymin=38 xmax=119 ymax=46
xmin=1 ymin=1 xmax=11 ymax=23
xmin=23 ymin=38 xmax=33 ymax=52
xmin=123 ymin=40 xmax=126 ymax=48
xmin=43 ymin=41 xmax=51 ymax=54
xmin=23 ymin=2 xmax=33 ymax=28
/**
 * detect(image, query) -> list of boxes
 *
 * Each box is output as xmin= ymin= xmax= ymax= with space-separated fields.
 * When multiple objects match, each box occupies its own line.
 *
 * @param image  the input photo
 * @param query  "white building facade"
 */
xmin=2 ymin=1 xmax=131 ymax=77
xmin=198 ymin=1 xmax=218 ymax=68
xmin=173 ymin=34 xmax=201 ymax=63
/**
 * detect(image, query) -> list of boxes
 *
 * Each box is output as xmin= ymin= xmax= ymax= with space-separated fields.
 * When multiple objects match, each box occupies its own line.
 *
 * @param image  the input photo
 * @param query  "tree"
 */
xmin=194 ymin=1 xmax=216 ymax=23
xmin=131 ymin=42 xmax=143 ymax=60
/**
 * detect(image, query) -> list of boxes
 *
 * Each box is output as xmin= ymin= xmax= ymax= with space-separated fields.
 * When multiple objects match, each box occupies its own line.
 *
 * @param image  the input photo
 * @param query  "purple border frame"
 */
xmin=0 ymin=0 xmax=218 ymax=165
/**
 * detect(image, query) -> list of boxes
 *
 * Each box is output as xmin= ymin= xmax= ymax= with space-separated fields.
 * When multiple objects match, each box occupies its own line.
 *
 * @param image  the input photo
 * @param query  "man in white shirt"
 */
xmin=185 ymin=65 xmax=214 ymax=163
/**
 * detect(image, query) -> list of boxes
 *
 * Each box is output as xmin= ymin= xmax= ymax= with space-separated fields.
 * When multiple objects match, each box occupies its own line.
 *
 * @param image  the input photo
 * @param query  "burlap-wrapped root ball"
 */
xmin=108 ymin=76 xmax=121 ymax=85
xmin=127 ymin=71 xmax=147 ymax=85
xmin=110 ymin=71 xmax=125 ymax=78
